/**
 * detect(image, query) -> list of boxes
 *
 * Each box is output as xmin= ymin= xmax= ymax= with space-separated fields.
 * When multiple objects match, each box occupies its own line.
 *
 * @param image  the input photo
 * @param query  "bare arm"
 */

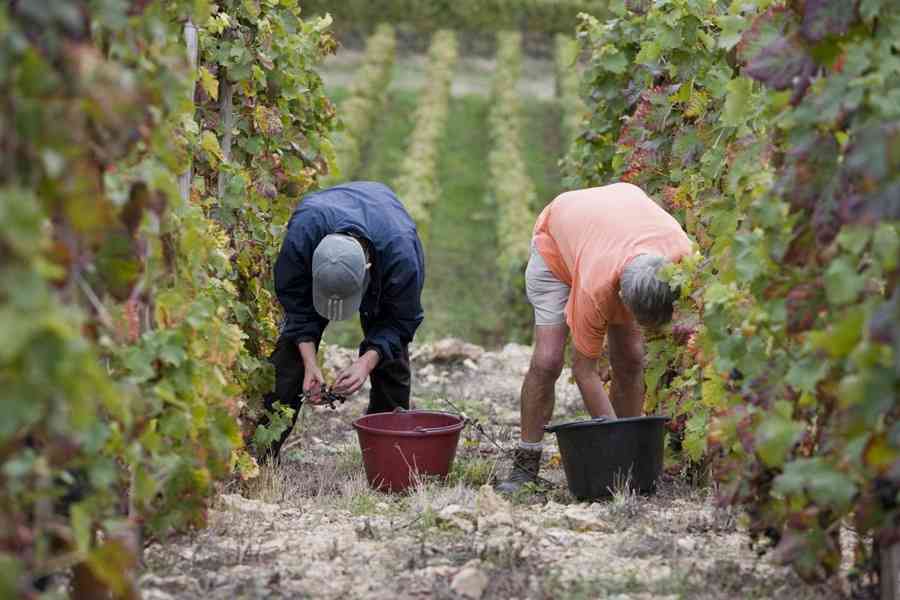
xmin=572 ymin=348 xmax=617 ymax=419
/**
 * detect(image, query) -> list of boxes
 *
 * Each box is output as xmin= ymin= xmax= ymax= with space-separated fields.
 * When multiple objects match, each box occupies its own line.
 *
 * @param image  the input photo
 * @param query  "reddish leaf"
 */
xmin=744 ymin=33 xmax=816 ymax=92
xmin=779 ymin=133 xmax=839 ymax=212
xmin=786 ymin=281 xmax=825 ymax=334
xmin=801 ymin=0 xmax=857 ymax=42
xmin=869 ymin=286 xmax=899 ymax=345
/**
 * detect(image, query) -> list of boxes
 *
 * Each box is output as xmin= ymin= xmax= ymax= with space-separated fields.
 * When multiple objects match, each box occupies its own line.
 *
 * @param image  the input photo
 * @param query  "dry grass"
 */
xmin=607 ymin=470 xmax=642 ymax=523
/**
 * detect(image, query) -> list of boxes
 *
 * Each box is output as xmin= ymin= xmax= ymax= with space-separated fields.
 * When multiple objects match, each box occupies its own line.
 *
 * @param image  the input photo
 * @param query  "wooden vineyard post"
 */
xmin=883 ymin=541 xmax=900 ymax=600
xmin=217 ymin=76 xmax=233 ymax=199
xmin=179 ymin=19 xmax=199 ymax=202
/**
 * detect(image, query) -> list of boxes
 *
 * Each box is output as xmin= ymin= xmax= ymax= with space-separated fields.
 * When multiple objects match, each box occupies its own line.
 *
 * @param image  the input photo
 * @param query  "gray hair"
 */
xmin=619 ymin=254 xmax=679 ymax=326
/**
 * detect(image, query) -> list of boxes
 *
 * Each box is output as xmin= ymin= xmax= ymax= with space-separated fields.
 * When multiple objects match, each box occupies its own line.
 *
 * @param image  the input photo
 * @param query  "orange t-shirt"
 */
xmin=532 ymin=183 xmax=692 ymax=358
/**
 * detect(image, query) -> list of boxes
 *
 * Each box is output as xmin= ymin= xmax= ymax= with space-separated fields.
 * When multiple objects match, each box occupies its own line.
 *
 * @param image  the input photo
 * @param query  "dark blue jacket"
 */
xmin=274 ymin=182 xmax=425 ymax=362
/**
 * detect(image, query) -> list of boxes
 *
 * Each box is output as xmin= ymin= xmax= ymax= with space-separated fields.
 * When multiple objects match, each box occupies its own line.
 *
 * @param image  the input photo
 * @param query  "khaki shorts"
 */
xmin=525 ymin=243 xmax=570 ymax=326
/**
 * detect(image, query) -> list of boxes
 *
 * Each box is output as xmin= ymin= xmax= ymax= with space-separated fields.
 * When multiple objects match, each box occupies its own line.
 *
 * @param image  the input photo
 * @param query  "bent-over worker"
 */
xmin=262 ymin=181 xmax=426 ymax=458
xmin=495 ymin=182 xmax=692 ymax=493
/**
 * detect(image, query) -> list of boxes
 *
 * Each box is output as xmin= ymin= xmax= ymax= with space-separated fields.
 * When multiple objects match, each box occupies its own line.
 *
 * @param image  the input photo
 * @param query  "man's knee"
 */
xmin=570 ymin=354 xmax=602 ymax=386
xmin=530 ymin=349 xmax=564 ymax=381
xmin=610 ymin=342 xmax=644 ymax=376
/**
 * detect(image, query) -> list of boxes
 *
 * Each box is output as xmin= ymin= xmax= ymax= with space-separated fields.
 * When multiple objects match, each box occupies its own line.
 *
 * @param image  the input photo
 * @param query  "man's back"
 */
xmin=532 ymin=183 xmax=692 ymax=354
xmin=286 ymin=181 xmax=420 ymax=256
xmin=533 ymin=182 xmax=690 ymax=290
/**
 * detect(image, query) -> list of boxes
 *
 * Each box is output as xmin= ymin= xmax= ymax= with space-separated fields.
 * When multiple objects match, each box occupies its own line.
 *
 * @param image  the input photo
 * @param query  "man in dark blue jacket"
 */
xmin=263 ymin=182 xmax=426 ymax=457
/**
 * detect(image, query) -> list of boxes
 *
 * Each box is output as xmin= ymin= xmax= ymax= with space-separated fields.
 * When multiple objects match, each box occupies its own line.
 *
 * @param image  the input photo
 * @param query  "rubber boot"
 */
xmin=494 ymin=447 xmax=542 ymax=494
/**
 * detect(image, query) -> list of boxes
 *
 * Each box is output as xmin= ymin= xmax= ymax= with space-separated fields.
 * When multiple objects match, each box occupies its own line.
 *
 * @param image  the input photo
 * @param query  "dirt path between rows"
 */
xmin=141 ymin=342 xmax=847 ymax=599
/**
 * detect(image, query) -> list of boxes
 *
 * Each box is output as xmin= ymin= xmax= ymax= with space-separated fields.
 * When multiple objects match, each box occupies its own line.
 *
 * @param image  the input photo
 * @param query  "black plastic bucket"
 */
xmin=544 ymin=416 xmax=669 ymax=500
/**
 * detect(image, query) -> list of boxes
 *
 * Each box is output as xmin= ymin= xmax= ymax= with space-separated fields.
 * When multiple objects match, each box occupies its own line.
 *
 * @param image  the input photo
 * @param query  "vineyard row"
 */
xmin=300 ymin=0 xmax=609 ymax=34
xmin=322 ymin=24 xmax=397 ymax=188
xmin=553 ymin=33 xmax=584 ymax=152
xmin=489 ymin=31 xmax=540 ymax=292
xmin=393 ymin=30 xmax=460 ymax=245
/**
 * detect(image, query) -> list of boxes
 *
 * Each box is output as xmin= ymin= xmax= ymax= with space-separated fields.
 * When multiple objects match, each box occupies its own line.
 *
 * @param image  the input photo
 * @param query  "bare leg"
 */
xmin=572 ymin=348 xmax=617 ymax=419
xmin=520 ymin=324 xmax=568 ymax=442
xmin=607 ymin=321 xmax=645 ymax=417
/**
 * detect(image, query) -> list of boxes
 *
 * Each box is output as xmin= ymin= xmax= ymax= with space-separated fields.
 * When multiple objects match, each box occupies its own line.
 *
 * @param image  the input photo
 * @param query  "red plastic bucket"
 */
xmin=352 ymin=409 xmax=465 ymax=492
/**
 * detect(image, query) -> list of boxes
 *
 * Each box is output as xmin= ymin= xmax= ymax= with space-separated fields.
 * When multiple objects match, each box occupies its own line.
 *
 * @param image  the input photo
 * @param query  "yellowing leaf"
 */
xmin=314 ymin=13 xmax=333 ymax=32
xmin=701 ymin=366 xmax=726 ymax=407
xmin=685 ymin=90 xmax=709 ymax=118
xmin=201 ymin=130 xmax=224 ymax=163
xmin=242 ymin=0 xmax=261 ymax=19
xmin=198 ymin=66 xmax=219 ymax=101
xmin=85 ymin=539 xmax=138 ymax=596
xmin=864 ymin=434 xmax=898 ymax=474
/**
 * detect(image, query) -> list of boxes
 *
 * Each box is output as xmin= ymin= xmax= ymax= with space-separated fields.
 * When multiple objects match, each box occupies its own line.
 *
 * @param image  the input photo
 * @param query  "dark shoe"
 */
xmin=494 ymin=447 xmax=542 ymax=494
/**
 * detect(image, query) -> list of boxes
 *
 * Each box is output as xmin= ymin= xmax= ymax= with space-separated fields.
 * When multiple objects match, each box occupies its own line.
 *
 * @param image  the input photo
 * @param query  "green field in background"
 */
xmin=319 ymin=84 xmax=564 ymax=349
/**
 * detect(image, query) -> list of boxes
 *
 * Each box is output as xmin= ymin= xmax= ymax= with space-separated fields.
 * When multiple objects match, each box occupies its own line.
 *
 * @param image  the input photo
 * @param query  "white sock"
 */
xmin=518 ymin=440 xmax=543 ymax=452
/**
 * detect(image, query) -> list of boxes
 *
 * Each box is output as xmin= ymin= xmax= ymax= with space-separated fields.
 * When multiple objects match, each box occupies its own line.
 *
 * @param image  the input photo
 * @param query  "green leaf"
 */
xmin=704 ymin=282 xmax=734 ymax=305
xmin=71 ymin=502 xmax=92 ymax=554
xmin=733 ymin=231 xmax=766 ymax=282
xmin=756 ymin=415 xmax=804 ymax=467
xmin=158 ymin=336 xmax=187 ymax=367
xmin=0 ymin=556 xmax=23 ymax=600
xmin=786 ymin=355 xmax=829 ymax=393
xmin=824 ymin=256 xmax=865 ymax=305
xmin=860 ymin=0 xmax=886 ymax=20
xmin=774 ymin=457 xmax=857 ymax=510
xmin=684 ymin=411 xmax=709 ymax=461
xmin=717 ymin=15 xmax=746 ymax=50
xmin=600 ymin=45 xmax=629 ymax=74
xmin=635 ymin=39 xmax=661 ymax=64
xmin=810 ymin=307 xmax=864 ymax=358
xmin=252 ymin=402 xmax=295 ymax=451
xmin=837 ymin=374 xmax=865 ymax=409
xmin=873 ymin=224 xmax=899 ymax=271
xmin=836 ymin=226 xmax=872 ymax=256
xmin=122 ymin=346 xmax=156 ymax=383
xmin=721 ymin=77 xmax=753 ymax=127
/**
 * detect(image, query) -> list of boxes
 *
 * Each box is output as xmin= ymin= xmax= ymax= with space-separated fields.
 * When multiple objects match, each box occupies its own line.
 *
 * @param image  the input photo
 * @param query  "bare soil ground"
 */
xmin=140 ymin=341 xmax=849 ymax=600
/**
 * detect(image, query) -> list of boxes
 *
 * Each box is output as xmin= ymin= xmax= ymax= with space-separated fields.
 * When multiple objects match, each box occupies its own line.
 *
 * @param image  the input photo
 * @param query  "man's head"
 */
xmin=312 ymin=233 xmax=370 ymax=321
xmin=619 ymin=254 xmax=679 ymax=328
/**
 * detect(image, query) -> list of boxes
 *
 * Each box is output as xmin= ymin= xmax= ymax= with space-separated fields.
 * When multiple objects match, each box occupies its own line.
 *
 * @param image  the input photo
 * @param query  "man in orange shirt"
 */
xmin=496 ymin=183 xmax=692 ymax=494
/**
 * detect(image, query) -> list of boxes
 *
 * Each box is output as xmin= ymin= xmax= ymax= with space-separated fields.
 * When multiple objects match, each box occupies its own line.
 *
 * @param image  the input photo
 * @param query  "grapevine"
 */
xmin=321 ymin=24 xmax=396 ymax=187
xmin=566 ymin=0 xmax=900 ymax=587
xmin=489 ymin=32 xmax=538 ymax=290
xmin=393 ymin=30 xmax=459 ymax=244
xmin=0 ymin=1 xmax=337 ymax=595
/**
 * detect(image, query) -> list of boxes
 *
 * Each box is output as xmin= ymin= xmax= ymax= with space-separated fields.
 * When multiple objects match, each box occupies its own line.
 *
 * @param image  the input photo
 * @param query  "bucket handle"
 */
xmin=413 ymin=425 xmax=453 ymax=434
xmin=544 ymin=416 xmax=608 ymax=433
